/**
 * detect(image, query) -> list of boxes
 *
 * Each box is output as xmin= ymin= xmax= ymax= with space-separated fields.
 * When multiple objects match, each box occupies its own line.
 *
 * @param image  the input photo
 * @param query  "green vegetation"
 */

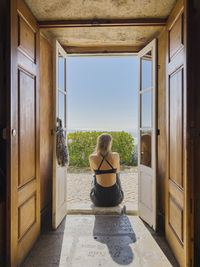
xmin=131 ymin=144 xmax=138 ymax=166
xmin=67 ymin=131 xmax=136 ymax=167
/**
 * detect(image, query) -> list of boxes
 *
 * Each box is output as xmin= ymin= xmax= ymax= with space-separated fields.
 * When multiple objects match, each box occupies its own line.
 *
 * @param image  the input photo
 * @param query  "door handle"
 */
xmin=12 ymin=129 xmax=16 ymax=136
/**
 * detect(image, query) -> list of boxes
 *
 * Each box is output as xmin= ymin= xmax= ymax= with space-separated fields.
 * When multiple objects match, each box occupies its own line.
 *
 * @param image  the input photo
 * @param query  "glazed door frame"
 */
xmin=138 ymin=39 xmax=157 ymax=230
xmin=52 ymin=40 xmax=68 ymax=229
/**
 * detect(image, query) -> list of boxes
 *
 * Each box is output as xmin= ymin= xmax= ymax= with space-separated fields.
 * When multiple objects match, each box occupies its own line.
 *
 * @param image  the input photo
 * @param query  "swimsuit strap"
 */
xmin=97 ymin=157 xmax=105 ymax=170
xmin=97 ymin=152 xmax=115 ymax=170
xmin=104 ymin=158 xmax=115 ymax=169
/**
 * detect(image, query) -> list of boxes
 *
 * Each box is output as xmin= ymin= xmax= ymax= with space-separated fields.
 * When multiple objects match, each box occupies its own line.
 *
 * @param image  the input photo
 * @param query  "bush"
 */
xmin=67 ymin=131 xmax=134 ymax=167
xmin=131 ymin=144 xmax=138 ymax=166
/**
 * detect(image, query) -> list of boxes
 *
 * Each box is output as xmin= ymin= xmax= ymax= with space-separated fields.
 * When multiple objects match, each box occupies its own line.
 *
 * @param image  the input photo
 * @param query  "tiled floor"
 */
xmin=22 ymin=215 xmax=179 ymax=267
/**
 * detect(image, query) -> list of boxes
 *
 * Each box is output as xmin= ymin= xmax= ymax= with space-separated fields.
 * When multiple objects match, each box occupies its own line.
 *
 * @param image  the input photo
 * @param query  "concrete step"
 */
xmin=67 ymin=202 xmax=138 ymax=215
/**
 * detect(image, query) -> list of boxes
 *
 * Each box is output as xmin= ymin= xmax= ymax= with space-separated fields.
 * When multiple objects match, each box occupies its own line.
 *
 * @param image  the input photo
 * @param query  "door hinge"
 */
xmin=190 ymin=127 xmax=200 ymax=139
xmin=157 ymin=129 xmax=160 ymax=136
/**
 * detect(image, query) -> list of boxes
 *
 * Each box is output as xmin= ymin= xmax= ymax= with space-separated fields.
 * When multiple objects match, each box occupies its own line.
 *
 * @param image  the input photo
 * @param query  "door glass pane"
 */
xmin=58 ymin=92 xmax=66 ymax=127
xmin=140 ymin=130 xmax=152 ymax=167
xmin=58 ymin=56 xmax=65 ymax=91
xmin=141 ymin=90 xmax=152 ymax=128
xmin=141 ymin=51 xmax=152 ymax=90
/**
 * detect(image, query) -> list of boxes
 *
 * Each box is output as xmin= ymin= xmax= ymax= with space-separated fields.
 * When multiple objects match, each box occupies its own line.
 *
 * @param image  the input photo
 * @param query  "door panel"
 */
xmin=140 ymin=130 xmax=152 ymax=167
xmin=140 ymin=171 xmax=153 ymax=207
xmin=138 ymin=39 xmax=157 ymax=230
xmin=7 ymin=0 xmax=40 ymax=266
xmin=169 ymin=69 xmax=183 ymax=188
xmin=141 ymin=91 xmax=152 ymax=128
xmin=165 ymin=0 xmax=191 ymax=265
xmin=18 ymin=194 xmax=36 ymax=240
xmin=52 ymin=40 xmax=68 ymax=229
xmin=169 ymin=194 xmax=183 ymax=242
xmin=18 ymin=16 xmax=36 ymax=61
xmin=19 ymin=69 xmax=36 ymax=186
xmin=169 ymin=14 xmax=184 ymax=60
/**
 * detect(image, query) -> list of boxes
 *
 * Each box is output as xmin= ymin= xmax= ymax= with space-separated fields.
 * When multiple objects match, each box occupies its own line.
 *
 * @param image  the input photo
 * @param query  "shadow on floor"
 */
xmin=21 ymin=214 xmax=178 ymax=267
xmin=93 ymin=215 xmax=136 ymax=265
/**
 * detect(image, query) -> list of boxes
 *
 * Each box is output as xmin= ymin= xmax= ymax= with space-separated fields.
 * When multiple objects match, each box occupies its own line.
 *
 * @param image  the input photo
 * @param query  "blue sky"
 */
xmin=67 ymin=56 xmax=139 ymax=132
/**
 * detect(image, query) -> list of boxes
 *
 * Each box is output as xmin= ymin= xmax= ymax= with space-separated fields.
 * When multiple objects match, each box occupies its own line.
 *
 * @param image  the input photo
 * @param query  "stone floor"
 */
xmin=67 ymin=167 xmax=138 ymax=213
xmin=22 ymin=215 xmax=179 ymax=267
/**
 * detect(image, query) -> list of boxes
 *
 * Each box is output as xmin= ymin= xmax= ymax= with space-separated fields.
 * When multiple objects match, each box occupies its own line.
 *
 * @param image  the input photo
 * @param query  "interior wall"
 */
xmin=157 ymin=28 xmax=167 ymax=226
xmin=39 ymin=34 xmax=53 ymax=215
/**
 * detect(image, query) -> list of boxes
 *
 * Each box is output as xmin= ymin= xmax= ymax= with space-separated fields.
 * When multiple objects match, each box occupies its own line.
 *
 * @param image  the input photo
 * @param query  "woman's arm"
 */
xmin=116 ymin=153 xmax=120 ymax=173
xmin=89 ymin=155 xmax=95 ymax=174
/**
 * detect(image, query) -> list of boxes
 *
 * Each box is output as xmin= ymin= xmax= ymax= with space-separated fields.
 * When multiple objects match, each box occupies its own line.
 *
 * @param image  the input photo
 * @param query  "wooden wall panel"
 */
xmin=157 ymin=29 xmax=167 ymax=217
xmin=40 ymin=34 xmax=53 ymax=212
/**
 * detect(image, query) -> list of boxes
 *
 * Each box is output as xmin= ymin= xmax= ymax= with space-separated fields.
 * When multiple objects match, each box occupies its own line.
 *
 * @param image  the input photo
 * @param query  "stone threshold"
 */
xmin=67 ymin=202 xmax=138 ymax=215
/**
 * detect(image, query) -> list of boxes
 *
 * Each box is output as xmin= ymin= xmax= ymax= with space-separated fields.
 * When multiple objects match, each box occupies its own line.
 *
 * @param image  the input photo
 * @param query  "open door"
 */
xmin=138 ymin=39 xmax=157 ymax=230
xmin=165 ymin=1 xmax=193 ymax=265
xmin=7 ymin=0 xmax=40 ymax=266
xmin=52 ymin=40 xmax=68 ymax=229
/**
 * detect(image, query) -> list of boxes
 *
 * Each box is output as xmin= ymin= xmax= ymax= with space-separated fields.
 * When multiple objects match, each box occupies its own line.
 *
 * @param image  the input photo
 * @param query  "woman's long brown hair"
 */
xmin=96 ymin=133 xmax=112 ymax=156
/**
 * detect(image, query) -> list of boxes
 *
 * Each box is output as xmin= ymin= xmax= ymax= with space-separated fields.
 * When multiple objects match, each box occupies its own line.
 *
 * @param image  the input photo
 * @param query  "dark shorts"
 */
xmin=90 ymin=173 xmax=124 ymax=207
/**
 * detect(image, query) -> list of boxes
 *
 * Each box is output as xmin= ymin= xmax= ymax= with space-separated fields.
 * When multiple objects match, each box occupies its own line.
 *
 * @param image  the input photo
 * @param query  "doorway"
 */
xmin=66 ymin=54 xmax=139 ymax=214
xmin=52 ymin=38 xmax=157 ymax=231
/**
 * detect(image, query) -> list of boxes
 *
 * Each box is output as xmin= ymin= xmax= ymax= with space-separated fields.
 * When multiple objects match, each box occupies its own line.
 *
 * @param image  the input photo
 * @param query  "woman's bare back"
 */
xmin=89 ymin=152 xmax=120 ymax=187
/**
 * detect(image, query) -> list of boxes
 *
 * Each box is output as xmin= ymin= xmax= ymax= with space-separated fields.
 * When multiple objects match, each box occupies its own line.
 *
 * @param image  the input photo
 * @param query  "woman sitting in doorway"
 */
xmin=89 ymin=133 xmax=124 ymax=207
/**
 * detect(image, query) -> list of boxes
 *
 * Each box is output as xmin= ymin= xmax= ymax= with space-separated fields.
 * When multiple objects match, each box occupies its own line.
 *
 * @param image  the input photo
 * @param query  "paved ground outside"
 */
xmin=67 ymin=167 xmax=138 ymax=210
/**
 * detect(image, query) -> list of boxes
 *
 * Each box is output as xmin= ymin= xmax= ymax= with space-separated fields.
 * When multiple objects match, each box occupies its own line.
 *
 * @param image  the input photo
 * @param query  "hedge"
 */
xmin=67 ymin=131 xmax=134 ymax=167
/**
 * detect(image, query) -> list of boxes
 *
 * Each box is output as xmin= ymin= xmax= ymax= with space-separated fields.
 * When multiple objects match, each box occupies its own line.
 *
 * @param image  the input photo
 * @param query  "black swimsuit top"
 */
xmin=94 ymin=153 xmax=117 ymax=175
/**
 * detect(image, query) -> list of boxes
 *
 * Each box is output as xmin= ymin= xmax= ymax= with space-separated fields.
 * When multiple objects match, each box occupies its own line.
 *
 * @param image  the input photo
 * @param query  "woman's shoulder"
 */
xmin=110 ymin=152 xmax=119 ymax=158
xmin=89 ymin=153 xmax=98 ymax=160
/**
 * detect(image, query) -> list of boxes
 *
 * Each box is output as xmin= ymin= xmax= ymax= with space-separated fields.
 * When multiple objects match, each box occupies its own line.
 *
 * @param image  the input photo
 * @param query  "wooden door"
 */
xmin=7 ymin=0 xmax=40 ymax=266
xmin=138 ymin=39 xmax=157 ymax=230
xmin=165 ymin=0 xmax=193 ymax=265
xmin=52 ymin=40 xmax=68 ymax=229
